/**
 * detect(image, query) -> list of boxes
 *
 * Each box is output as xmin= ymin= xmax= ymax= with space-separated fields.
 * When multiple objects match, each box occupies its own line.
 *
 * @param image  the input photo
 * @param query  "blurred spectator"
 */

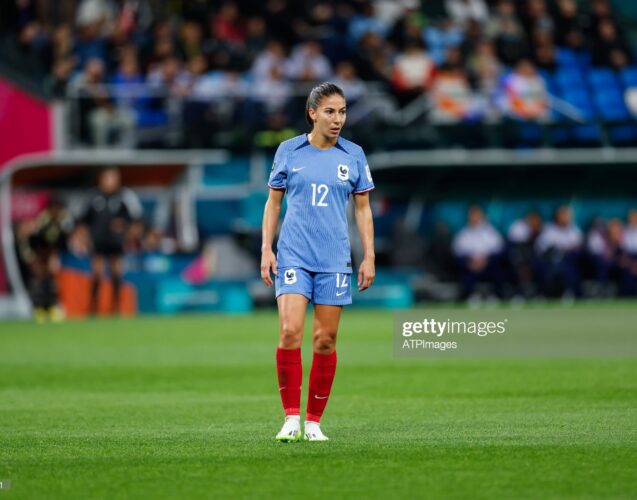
xmin=535 ymin=206 xmax=583 ymax=297
xmin=445 ymin=0 xmax=489 ymax=28
xmin=521 ymin=0 xmax=554 ymax=38
xmin=24 ymin=199 xmax=73 ymax=322
xmin=177 ymin=21 xmax=203 ymax=61
xmin=141 ymin=21 xmax=176 ymax=71
xmin=467 ymin=40 xmax=503 ymax=96
xmin=553 ymin=0 xmax=588 ymax=48
xmin=452 ymin=206 xmax=505 ymax=299
xmin=333 ymin=61 xmax=366 ymax=104
xmin=424 ymin=19 xmax=464 ymax=66
xmin=391 ymin=37 xmax=434 ymax=105
xmin=587 ymin=218 xmax=628 ymax=295
xmin=430 ymin=64 xmax=483 ymax=123
xmin=507 ymin=211 xmax=543 ymax=297
xmin=74 ymin=14 xmax=108 ymax=66
xmin=52 ymin=23 xmax=75 ymax=62
xmin=67 ymin=57 xmax=134 ymax=147
xmin=284 ymin=41 xmax=332 ymax=81
xmin=349 ymin=1 xmax=389 ymax=43
xmin=79 ymin=167 xmax=142 ymax=315
xmin=251 ymin=40 xmax=287 ymax=81
xmin=592 ymin=19 xmax=630 ymax=70
xmin=252 ymin=66 xmax=293 ymax=121
xmin=532 ymin=31 xmax=557 ymax=71
xmin=45 ymin=56 xmax=77 ymax=98
xmin=212 ymin=1 xmax=245 ymax=47
xmin=487 ymin=0 xmax=529 ymax=66
xmin=500 ymin=59 xmax=548 ymax=121
xmin=244 ymin=16 xmax=268 ymax=61
xmin=353 ymin=32 xmax=393 ymax=85
xmin=76 ymin=0 xmax=115 ymax=32
xmin=623 ymin=210 xmax=637 ymax=295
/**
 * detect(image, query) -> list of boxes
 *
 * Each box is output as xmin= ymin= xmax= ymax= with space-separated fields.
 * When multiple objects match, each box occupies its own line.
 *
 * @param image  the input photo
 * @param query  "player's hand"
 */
xmin=261 ymin=248 xmax=277 ymax=287
xmin=358 ymin=257 xmax=375 ymax=292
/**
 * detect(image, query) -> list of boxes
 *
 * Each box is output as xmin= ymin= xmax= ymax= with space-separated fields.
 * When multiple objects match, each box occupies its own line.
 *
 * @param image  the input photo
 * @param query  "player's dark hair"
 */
xmin=305 ymin=82 xmax=345 ymax=130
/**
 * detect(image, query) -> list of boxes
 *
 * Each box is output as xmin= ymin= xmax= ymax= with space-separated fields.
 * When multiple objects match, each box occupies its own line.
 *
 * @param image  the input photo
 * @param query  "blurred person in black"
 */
xmin=507 ymin=211 xmax=543 ymax=298
xmin=21 ymin=198 xmax=73 ymax=322
xmin=80 ymin=167 xmax=142 ymax=315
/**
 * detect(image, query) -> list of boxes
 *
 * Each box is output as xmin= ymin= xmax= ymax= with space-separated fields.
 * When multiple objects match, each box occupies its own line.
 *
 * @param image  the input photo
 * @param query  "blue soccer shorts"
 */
xmin=275 ymin=267 xmax=352 ymax=305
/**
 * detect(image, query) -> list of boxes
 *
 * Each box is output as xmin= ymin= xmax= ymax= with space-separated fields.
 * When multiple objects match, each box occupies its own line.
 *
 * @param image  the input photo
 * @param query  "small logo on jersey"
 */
xmin=284 ymin=269 xmax=297 ymax=284
xmin=336 ymin=291 xmax=347 ymax=297
xmin=365 ymin=164 xmax=373 ymax=182
xmin=337 ymin=164 xmax=349 ymax=181
xmin=292 ymin=166 xmax=306 ymax=172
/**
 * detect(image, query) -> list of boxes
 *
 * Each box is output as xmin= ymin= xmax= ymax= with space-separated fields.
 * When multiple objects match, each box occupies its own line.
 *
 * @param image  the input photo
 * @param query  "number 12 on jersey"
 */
xmin=311 ymin=183 xmax=329 ymax=207
xmin=335 ymin=273 xmax=348 ymax=289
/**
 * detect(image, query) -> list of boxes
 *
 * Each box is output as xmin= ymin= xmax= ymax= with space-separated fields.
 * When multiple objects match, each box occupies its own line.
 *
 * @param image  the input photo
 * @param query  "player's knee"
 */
xmin=279 ymin=323 xmax=303 ymax=348
xmin=312 ymin=329 xmax=336 ymax=353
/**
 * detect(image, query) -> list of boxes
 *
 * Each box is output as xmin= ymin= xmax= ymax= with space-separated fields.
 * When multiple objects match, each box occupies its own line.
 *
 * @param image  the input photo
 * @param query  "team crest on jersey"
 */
xmin=284 ymin=269 xmax=297 ymax=285
xmin=337 ymin=164 xmax=349 ymax=181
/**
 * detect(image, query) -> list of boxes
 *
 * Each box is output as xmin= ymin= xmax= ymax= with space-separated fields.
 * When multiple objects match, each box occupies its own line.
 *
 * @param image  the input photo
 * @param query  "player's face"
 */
xmin=311 ymin=94 xmax=347 ymax=139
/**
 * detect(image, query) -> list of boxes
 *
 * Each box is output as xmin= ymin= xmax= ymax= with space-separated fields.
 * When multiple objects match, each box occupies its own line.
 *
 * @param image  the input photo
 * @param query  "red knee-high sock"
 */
xmin=306 ymin=351 xmax=337 ymax=423
xmin=276 ymin=347 xmax=302 ymax=416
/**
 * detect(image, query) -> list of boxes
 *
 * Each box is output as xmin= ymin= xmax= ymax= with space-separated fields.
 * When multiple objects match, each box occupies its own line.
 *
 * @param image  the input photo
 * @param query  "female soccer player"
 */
xmin=261 ymin=82 xmax=375 ymax=442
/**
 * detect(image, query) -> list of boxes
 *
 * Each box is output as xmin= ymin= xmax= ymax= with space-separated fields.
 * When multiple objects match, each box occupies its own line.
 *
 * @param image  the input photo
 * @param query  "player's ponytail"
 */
xmin=305 ymin=82 xmax=345 ymax=130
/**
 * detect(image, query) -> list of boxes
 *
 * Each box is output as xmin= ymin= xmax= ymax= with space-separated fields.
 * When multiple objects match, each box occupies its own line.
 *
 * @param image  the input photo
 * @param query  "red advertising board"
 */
xmin=0 ymin=77 xmax=53 ymax=170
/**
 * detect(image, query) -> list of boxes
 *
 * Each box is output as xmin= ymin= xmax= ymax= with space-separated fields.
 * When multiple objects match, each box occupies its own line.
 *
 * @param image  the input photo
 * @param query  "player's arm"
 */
xmin=261 ymin=188 xmax=284 ymax=287
xmin=354 ymin=192 xmax=375 ymax=291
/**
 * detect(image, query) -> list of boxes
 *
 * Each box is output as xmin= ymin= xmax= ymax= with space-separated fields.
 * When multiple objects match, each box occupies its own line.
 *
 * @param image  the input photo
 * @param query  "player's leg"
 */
xmin=109 ymin=255 xmax=124 ymax=314
xmin=274 ymin=268 xmax=312 ymax=442
xmin=89 ymin=255 xmax=105 ymax=314
xmin=304 ymin=271 xmax=350 ymax=441
xmin=304 ymin=303 xmax=341 ymax=441
xmin=274 ymin=293 xmax=308 ymax=442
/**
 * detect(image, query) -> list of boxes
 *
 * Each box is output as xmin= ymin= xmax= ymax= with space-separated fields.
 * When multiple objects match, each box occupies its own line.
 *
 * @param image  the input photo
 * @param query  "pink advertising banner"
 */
xmin=0 ymin=77 xmax=53 ymax=171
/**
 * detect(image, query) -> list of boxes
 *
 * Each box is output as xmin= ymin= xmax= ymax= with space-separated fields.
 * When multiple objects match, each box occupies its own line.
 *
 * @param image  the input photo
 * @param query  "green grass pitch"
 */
xmin=0 ymin=306 xmax=636 ymax=499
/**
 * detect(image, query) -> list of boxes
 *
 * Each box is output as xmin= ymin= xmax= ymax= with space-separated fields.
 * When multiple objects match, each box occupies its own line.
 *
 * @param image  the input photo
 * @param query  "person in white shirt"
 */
xmin=586 ymin=218 xmax=626 ymax=295
xmin=452 ymin=205 xmax=505 ymax=298
xmin=621 ymin=210 xmax=637 ymax=295
xmin=535 ymin=206 xmax=583 ymax=297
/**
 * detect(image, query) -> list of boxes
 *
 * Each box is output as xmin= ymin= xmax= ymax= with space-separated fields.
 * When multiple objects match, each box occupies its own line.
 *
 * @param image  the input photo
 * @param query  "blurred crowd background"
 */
xmin=2 ymin=0 xmax=637 ymax=318
xmin=2 ymin=0 xmax=637 ymax=149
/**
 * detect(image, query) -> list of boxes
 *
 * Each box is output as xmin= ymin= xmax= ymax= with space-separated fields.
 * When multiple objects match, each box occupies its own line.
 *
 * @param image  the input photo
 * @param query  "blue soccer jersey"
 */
xmin=268 ymin=134 xmax=375 ymax=273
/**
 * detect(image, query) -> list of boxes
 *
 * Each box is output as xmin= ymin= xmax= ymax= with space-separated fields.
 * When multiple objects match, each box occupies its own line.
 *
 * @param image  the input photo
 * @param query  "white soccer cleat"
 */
xmin=304 ymin=421 xmax=329 ymax=441
xmin=275 ymin=415 xmax=301 ymax=442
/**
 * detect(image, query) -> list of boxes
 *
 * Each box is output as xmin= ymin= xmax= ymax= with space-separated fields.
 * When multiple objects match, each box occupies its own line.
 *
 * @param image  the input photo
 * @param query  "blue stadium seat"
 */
xmin=561 ymin=88 xmax=596 ymax=120
xmin=556 ymin=48 xmax=579 ymax=69
xmin=594 ymin=89 xmax=630 ymax=122
xmin=608 ymin=124 xmax=637 ymax=144
xmin=587 ymin=68 xmax=619 ymax=91
xmin=559 ymin=89 xmax=602 ymax=143
xmin=555 ymin=68 xmax=585 ymax=92
xmin=576 ymin=50 xmax=592 ymax=71
xmin=620 ymin=67 xmax=637 ymax=88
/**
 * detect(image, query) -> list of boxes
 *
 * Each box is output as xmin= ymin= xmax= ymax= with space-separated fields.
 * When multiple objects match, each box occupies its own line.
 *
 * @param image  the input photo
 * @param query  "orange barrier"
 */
xmin=57 ymin=268 xmax=137 ymax=318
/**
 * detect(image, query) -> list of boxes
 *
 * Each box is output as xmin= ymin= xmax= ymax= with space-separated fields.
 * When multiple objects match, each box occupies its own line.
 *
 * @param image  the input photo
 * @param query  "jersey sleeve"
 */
xmin=267 ymin=144 xmax=288 ymax=191
xmin=353 ymin=148 xmax=375 ymax=194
